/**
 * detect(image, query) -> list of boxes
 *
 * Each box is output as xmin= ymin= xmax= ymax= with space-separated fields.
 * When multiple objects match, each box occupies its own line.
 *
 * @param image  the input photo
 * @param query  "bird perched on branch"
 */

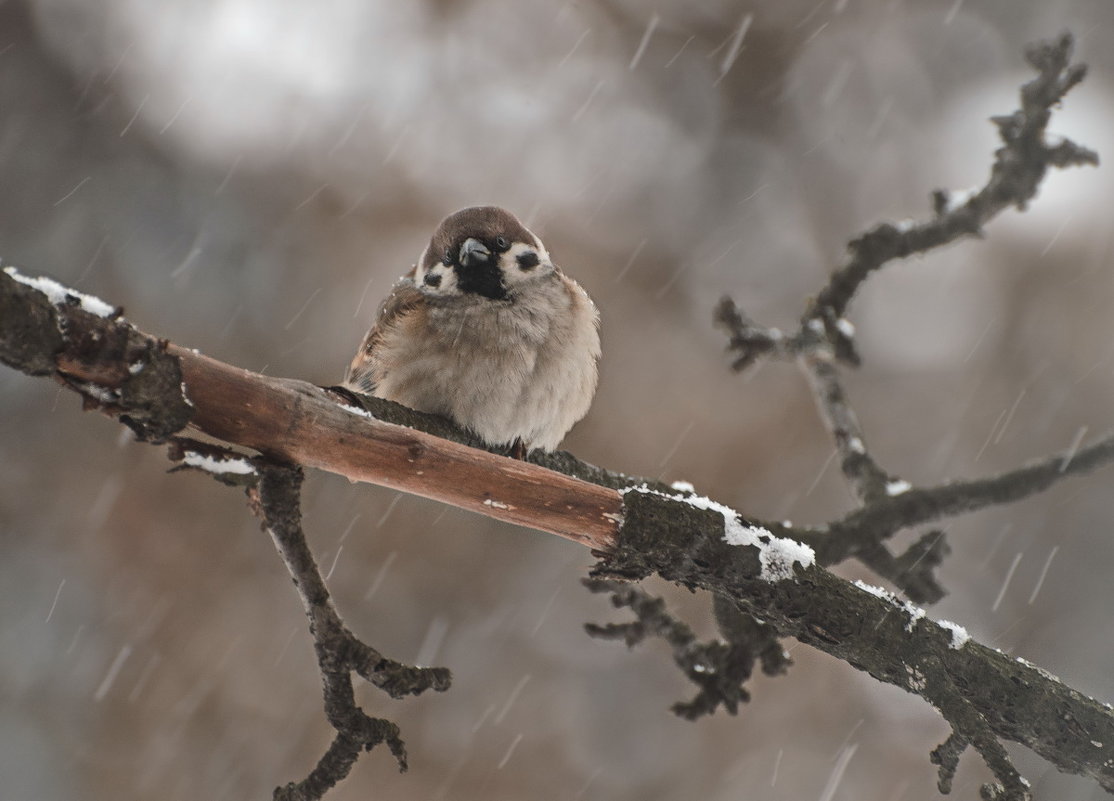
xmin=345 ymin=206 xmax=600 ymax=455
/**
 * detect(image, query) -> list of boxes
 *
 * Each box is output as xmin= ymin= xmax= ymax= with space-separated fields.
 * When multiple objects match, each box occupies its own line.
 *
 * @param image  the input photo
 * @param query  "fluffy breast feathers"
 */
xmin=345 ymin=268 xmax=599 ymax=452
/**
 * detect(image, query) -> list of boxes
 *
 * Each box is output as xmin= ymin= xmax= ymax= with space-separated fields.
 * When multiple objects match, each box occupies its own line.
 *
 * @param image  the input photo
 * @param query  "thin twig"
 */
xmin=171 ymin=442 xmax=450 ymax=801
xmin=806 ymin=32 xmax=1095 ymax=324
xmin=583 ymin=578 xmax=788 ymax=719
xmin=811 ymin=431 xmax=1114 ymax=565
xmin=716 ymin=32 xmax=1102 ymax=603
xmin=922 ymin=656 xmax=1031 ymax=801
xmin=799 ymin=352 xmax=890 ymax=501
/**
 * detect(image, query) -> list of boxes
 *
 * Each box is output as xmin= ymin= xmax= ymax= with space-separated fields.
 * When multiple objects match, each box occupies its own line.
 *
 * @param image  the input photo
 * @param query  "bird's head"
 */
xmin=413 ymin=206 xmax=553 ymax=301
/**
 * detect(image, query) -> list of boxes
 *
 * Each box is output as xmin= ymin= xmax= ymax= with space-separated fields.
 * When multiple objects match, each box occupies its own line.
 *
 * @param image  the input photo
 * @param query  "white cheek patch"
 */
xmin=501 ymin=240 xmax=554 ymax=287
xmin=417 ymin=262 xmax=460 ymax=295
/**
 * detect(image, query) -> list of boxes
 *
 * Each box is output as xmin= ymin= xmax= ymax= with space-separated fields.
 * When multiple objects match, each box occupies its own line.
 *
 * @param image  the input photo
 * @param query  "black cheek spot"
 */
xmin=424 ymin=272 xmax=442 ymax=288
xmin=517 ymin=252 xmax=540 ymax=271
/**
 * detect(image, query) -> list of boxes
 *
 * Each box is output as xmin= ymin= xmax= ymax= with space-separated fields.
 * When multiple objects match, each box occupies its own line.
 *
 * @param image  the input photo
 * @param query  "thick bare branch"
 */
xmin=4 ymin=258 xmax=1114 ymax=794
xmin=0 ymin=266 xmax=624 ymax=550
xmin=602 ymin=490 xmax=1114 ymax=794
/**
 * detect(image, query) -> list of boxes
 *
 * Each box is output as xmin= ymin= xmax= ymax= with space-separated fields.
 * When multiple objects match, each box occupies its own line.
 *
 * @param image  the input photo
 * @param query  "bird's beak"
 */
xmin=458 ymin=238 xmax=491 ymax=267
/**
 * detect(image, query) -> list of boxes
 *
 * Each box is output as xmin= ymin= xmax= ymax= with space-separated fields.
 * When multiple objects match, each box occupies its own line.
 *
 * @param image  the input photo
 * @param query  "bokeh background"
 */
xmin=3 ymin=0 xmax=1114 ymax=799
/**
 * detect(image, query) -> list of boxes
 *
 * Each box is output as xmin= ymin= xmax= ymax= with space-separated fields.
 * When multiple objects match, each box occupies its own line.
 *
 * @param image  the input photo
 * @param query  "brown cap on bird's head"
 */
xmin=419 ymin=206 xmax=539 ymax=274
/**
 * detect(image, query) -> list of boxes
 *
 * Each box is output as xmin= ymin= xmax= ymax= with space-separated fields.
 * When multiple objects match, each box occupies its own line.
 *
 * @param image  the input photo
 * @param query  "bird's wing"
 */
xmin=344 ymin=276 xmax=426 ymax=393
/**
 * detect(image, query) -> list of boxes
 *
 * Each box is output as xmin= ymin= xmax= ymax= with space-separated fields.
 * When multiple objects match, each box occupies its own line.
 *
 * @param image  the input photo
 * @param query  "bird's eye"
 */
xmin=494 ymin=236 xmax=509 ymax=252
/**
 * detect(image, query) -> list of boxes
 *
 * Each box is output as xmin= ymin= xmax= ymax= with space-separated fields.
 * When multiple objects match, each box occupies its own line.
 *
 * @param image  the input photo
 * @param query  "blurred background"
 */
xmin=2 ymin=0 xmax=1113 ymax=799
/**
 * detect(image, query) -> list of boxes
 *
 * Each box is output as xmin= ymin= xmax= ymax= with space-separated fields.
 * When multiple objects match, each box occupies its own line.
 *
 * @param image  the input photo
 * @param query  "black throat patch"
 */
xmin=454 ymin=259 xmax=507 ymax=300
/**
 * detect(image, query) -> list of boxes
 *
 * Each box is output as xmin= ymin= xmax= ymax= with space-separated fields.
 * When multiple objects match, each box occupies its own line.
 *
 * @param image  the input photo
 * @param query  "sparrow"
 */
xmin=345 ymin=206 xmax=600 ymax=454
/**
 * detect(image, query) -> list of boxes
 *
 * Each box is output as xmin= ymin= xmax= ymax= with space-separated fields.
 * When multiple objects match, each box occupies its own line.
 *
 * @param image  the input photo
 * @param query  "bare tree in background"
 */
xmin=2 ymin=32 xmax=1112 ymax=801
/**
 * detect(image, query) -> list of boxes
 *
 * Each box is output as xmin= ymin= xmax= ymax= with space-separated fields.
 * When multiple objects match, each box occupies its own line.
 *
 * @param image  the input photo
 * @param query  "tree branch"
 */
xmin=602 ymin=489 xmax=1114 ymax=794
xmin=716 ymin=32 xmax=1104 ymax=605
xmin=922 ymin=655 xmax=1031 ymax=801
xmin=808 ymin=432 xmax=1114 ymax=565
xmin=170 ymin=440 xmax=449 ymax=800
xmin=0 ymin=265 xmax=625 ymax=550
xmin=583 ymin=579 xmax=790 ymax=720
xmin=4 ymin=233 xmax=1114 ymax=796
xmin=806 ymin=31 xmax=1096 ymax=325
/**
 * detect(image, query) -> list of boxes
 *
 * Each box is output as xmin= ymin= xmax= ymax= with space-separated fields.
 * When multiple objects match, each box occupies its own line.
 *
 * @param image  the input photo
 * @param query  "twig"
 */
xmin=922 ymin=656 xmax=1031 ymax=801
xmin=810 ymin=432 xmax=1114 ymax=565
xmin=171 ymin=441 xmax=450 ymax=800
xmin=806 ymin=32 xmax=1095 ymax=325
xmin=716 ymin=32 xmax=1101 ymax=603
xmin=855 ymin=533 xmax=950 ymax=605
xmin=583 ymin=579 xmax=788 ymax=719
xmin=799 ymin=352 xmax=890 ymax=501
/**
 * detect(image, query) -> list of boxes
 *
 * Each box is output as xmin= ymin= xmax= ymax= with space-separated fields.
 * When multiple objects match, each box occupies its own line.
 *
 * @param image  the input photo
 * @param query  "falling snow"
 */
xmin=628 ymin=13 xmax=659 ymax=71
xmin=94 ymin=644 xmax=133 ymax=701
xmin=717 ymin=13 xmax=753 ymax=81
xmin=992 ymin=552 xmax=1023 ymax=612
xmin=818 ymin=743 xmax=858 ymax=801
xmin=1059 ymin=426 xmax=1088 ymax=472
xmin=1028 ymin=546 xmax=1059 ymax=605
